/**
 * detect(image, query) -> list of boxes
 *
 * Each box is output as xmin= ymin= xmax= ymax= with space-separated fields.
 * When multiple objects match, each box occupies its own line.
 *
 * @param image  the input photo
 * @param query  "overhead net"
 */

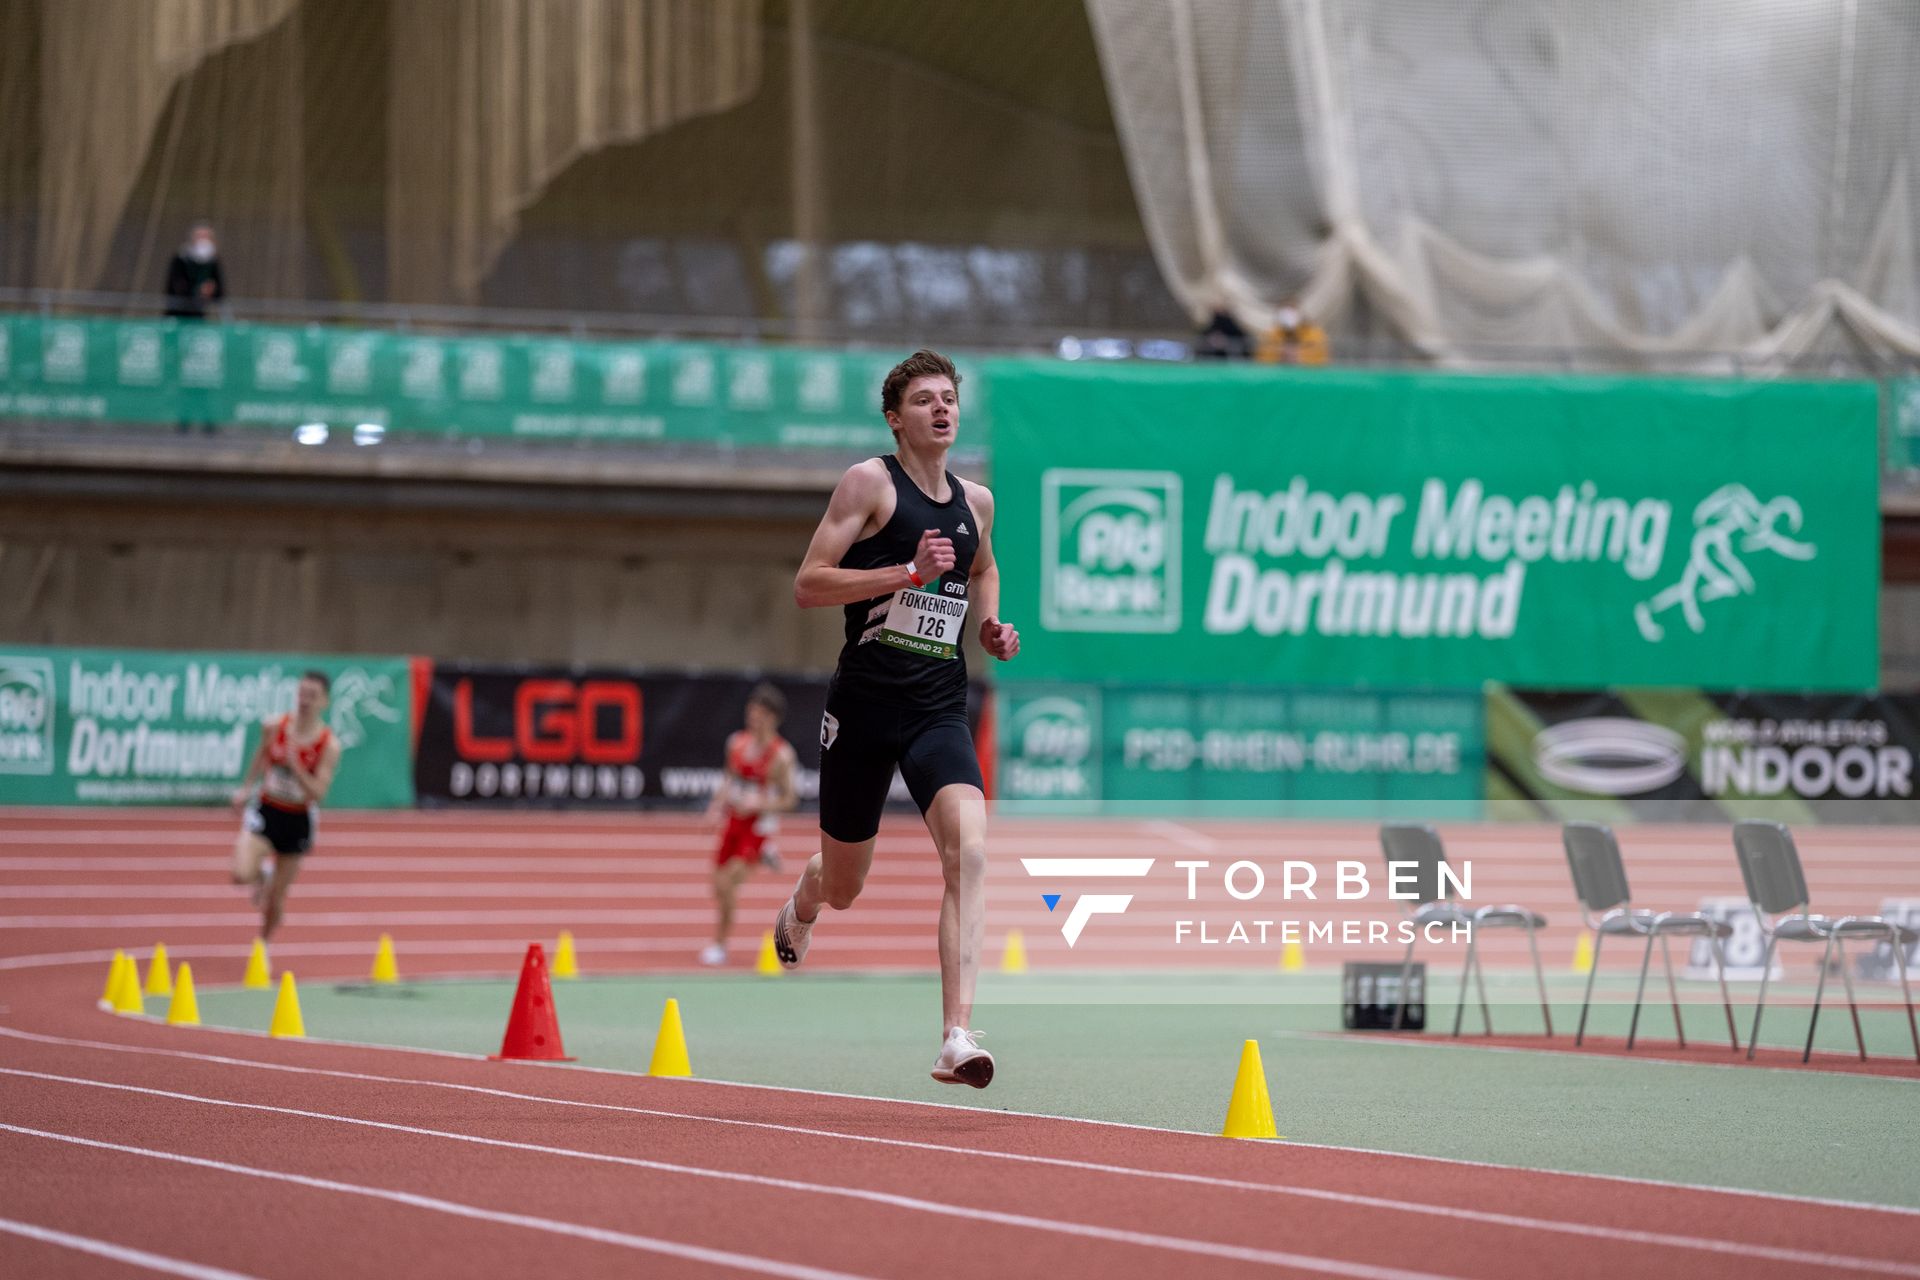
xmin=1088 ymin=0 xmax=1920 ymax=367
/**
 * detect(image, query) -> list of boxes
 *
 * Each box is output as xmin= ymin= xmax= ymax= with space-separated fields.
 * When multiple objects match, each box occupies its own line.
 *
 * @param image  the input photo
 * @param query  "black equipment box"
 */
xmin=1342 ymin=961 xmax=1426 ymax=1031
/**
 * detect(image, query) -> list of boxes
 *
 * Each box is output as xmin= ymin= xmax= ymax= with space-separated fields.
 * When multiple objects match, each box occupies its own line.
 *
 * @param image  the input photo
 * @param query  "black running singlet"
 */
xmin=832 ymin=455 xmax=981 ymax=711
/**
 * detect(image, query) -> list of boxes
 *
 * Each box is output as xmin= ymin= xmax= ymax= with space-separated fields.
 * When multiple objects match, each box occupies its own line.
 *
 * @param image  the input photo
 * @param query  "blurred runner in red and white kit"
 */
xmin=700 ymin=683 xmax=797 ymax=966
xmin=229 ymin=670 xmax=344 ymax=939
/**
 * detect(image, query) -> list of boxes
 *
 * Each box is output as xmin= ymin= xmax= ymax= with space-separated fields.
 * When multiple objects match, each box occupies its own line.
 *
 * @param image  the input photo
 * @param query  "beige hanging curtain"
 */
xmin=37 ymin=0 xmax=300 ymax=292
xmin=1088 ymin=0 xmax=1920 ymax=367
xmin=388 ymin=0 xmax=762 ymax=306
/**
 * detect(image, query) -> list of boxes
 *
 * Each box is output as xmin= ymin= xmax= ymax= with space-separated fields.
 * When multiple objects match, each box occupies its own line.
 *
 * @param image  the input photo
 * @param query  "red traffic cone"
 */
xmin=491 ymin=943 xmax=574 ymax=1061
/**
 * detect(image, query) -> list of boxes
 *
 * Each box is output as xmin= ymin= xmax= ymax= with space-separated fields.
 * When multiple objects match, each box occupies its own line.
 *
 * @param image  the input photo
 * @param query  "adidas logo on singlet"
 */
xmin=957 ymin=521 xmax=970 ymax=535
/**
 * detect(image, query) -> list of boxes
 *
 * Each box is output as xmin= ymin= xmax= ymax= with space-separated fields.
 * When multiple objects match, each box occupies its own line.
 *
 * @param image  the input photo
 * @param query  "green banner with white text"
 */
xmin=0 ymin=646 xmax=414 ymax=807
xmin=996 ymin=683 xmax=1482 ymax=816
xmin=987 ymin=361 xmax=1879 ymax=690
xmin=0 ymin=313 xmax=984 ymax=451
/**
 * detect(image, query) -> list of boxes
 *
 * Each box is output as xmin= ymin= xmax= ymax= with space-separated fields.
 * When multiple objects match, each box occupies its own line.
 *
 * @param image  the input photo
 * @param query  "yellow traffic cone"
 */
xmin=1222 ymin=1039 xmax=1280 ymax=1140
xmin=243 ymin=938 xmax=271 ymax=989
xmin=99 ymin=951 xmax=128 ymax=1010
xmin=1280 ymin=941 xmax=1306 ymax=973
xmin=1000 ymin=928 xmax=1029 ymax=975
xmin=110 ymin=954 xmax=145 ymax=1016
xmin=754 ymin=931 xmax=782 ymax=977
xmin=1572 ymin=931 xmax=1595 ymax=975
xmin=370 ymin=934 xmax=399 ymax=984
xmin=647 ymin=997 xmax=692 ymax=1077
xmin=167 ymin=963 xmax=201 ymax=1026
xmin=145 ymin=943 xmax=174 ymax=997
xmin=269 ymin=971 xmax=305 ymax=1038
xmin=552 ymin=930 xmax=580 ymax=980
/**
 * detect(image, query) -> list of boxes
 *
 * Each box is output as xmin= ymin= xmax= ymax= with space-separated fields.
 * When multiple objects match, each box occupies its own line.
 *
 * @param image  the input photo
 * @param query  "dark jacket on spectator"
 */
xmin=165 ymin=252 xmax=225 ymax=319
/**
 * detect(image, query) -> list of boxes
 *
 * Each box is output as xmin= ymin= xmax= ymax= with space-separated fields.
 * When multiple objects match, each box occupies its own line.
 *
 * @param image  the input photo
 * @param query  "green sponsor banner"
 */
xmin=0 ymin=314 xmax=986 ymax=451
xmin=986 ymin=361 xmax=1880 ymax=689
xmin=0 ymin=646 xmax=413 ymax=808
xmin=996 ymin=683 xmax=1482 ymax=816
xmin=1889 ymin=378 xmax=1920 ymax=471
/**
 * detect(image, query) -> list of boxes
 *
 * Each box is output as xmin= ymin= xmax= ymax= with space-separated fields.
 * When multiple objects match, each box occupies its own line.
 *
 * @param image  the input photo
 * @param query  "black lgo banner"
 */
xmin=414 ymin=665 xmax=828 ymax=808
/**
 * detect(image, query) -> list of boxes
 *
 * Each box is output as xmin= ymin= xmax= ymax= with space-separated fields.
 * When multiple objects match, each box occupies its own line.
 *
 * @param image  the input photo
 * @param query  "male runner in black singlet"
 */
xmin=775 ymin=349 xmax=1019 ymax=1088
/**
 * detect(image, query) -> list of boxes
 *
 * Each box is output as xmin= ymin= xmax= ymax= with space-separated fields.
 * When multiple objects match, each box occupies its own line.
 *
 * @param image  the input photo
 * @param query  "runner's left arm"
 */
xmin=967 ymin=485 xmax=1020 ymax=661
xmin=284 ymin=738 xmax=344 ymax=806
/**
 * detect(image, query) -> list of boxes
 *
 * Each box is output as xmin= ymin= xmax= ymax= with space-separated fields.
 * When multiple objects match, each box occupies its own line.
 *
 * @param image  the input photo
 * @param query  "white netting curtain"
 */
xmin=1087 ymin=0 xmax=1920 ymax=366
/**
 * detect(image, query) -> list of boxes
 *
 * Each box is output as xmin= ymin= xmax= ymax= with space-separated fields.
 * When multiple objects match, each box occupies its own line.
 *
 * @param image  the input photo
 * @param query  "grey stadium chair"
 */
xmin=1380 ymin=823 xmax=1552 ymax=1037
xmin=1563 ymin=821 xmax=1740 ymax=1052
xmin=1731 ymin=820 xmax=1920 ymax=1065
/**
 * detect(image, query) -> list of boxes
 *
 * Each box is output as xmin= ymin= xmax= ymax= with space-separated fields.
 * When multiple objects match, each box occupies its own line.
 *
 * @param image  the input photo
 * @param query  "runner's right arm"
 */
xmin=794 ymin=461 xmax=954 ymax=608
xmin=229 ymin=719 xmax=273 ymax=810
xmin=704 ymin=733 xmax=738 ymax=826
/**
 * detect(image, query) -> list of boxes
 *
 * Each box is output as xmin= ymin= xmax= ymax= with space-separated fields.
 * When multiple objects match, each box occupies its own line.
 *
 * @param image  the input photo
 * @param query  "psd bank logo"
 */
xmin=0 ymin=656 xmax=55 ymax=775
xmin=1002 ymin=692 xmax=1098 ymax=803
xmin=1041 ymin=469 xmax=1181 ymax=632
xmin=1021 ymin=857 xmax=1155 ymax=946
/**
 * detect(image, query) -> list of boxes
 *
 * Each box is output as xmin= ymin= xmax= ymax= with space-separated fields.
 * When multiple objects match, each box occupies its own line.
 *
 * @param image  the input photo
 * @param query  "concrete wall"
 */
xmin=0 ymin=495 xmax=847 ymax=672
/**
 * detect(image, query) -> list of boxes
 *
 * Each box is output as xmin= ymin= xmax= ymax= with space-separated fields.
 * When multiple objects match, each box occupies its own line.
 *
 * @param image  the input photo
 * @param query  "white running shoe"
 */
xmin=697 ymin=943 xmax=727 ymax=967
xmin=930 ymin=1027 xmax=994 ymax=1089
xmin=772 ymin=893 xmax=813 ymax=968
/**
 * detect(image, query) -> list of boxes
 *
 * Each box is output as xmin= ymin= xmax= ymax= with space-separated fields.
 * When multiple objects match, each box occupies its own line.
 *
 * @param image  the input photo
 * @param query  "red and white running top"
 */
xmin=261 ymin=714 xmax=332 ymax=812
xmin=721 ymin=732 xmax=788 ymax=819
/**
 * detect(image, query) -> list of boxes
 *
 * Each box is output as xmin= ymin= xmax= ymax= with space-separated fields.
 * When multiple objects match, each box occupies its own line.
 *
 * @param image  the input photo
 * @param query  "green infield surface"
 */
xmin=191 ymin=969 xmax=1920 ymax=1209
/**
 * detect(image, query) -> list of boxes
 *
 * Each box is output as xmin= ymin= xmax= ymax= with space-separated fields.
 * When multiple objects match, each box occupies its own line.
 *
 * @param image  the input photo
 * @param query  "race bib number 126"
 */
xmin=878 ymin=588 xmax=968 ymax=659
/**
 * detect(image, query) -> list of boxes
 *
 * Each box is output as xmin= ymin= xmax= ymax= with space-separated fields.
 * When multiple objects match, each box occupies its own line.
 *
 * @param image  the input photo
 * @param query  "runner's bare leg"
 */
xmin=713 ymin=861 xmax=752 ymax=945
xmin=230 ymin=831 xmax=270 ymax=887
xmin=793 ymin=834 xmax=875 ymax=922
xmin=262 ymin=855 xmax=303 ymax=939
xmin=924 ymin=783 xmax=988 ymax=1034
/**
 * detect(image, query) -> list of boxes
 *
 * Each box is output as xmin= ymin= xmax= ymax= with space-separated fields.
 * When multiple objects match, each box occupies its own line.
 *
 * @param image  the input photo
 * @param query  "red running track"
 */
xmin=2 ymin=809 xmax=1918 ymax=1279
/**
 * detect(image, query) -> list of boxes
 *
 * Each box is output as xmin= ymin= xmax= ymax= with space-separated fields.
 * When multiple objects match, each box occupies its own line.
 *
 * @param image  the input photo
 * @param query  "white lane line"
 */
xmin=0 ymin=1072 xmax=1462 ymax=1280
xmin=1143 ymin=820 xmax=1220 ymax=854
xmin=0 ymin=1216 xmax=262 ymax=1280
xmin=0 ymin=882 xmax=933 ymax=901
xmin=0 ymin=831 xmax=768 ymax=849
xmin=0 ymin=859 xmax=936 ymax=882
xmin=0 ymin=909 xmax=939 ymax=929
xmin=0 ymin=937 xmax=934 ymax=972
xmin=0 ymin=1216 xmax=264 ymax=1280
xmin=4 ymin=1027 xmax=1918 ymax=1268
xmin=0 ymin=1123 xmax=869 ymax=1280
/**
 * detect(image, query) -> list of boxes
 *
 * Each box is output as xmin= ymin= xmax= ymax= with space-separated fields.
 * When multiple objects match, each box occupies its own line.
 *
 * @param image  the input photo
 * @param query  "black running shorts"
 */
xmin=245 ymin=803 xmax=314 ymax=856
xmin=816 ymin=691 xmax=983 ymax=844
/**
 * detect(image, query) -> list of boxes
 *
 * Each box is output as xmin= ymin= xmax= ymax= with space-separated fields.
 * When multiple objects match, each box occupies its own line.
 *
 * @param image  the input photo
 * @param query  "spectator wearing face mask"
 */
xmin=1257 ymin=298 xmax=1329 ymax=366
xmin=165 ymin=223 xmax=225 ymax=319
